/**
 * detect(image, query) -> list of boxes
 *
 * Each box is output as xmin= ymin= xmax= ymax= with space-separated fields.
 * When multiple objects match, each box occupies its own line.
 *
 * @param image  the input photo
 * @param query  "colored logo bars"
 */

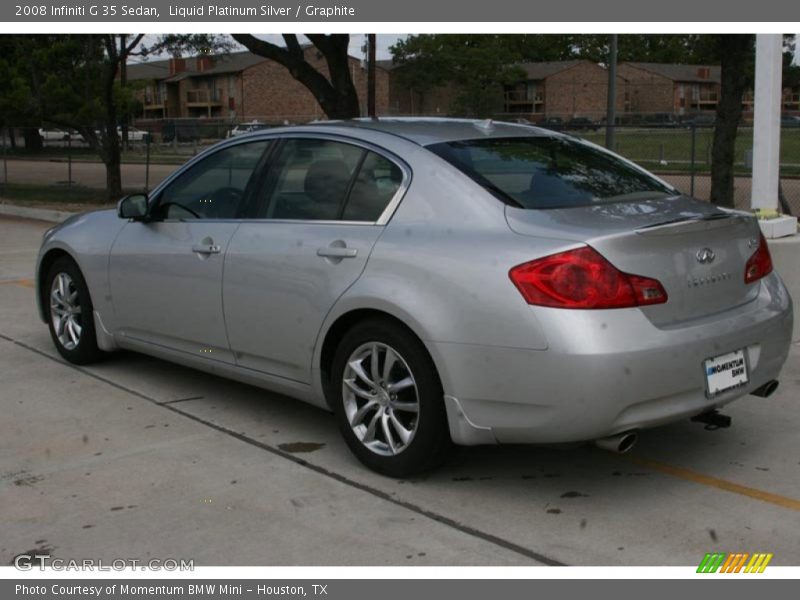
xmin=697 ymin=552 xmax=773 ymax=573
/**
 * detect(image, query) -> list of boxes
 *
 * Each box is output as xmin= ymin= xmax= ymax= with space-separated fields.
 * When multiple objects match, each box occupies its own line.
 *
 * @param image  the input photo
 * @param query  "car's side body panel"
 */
xmin=36 ymin=210 xmax=126 ymax=328
xmin=223 ymin=221 xmax=384 ymax=383
xmin=108 ymin=220 xmax=241 ymax=363
xmin=430 ymin=271 xmax=792 ymax=444
xmin=36 ymin=119 xmax=795 ymax=451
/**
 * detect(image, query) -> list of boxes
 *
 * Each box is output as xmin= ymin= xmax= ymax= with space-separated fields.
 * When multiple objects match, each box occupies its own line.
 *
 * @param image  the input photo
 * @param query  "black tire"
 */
xmin=45 ymin=256 xmax=104 ymax=365
xmin=331 ymin=318 xmax=451 ymax=477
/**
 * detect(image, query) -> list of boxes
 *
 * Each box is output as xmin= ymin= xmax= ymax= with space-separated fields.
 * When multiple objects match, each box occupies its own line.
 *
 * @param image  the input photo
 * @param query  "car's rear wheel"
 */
xmin=46 ymin=257 xmax=103 ymax=365
xmin=331 ymin=319 xmax=451 ymax=477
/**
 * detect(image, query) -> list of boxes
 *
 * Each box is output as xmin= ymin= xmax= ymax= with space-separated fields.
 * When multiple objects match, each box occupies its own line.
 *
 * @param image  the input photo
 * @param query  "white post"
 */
xmin=750 ymin=34 xmax=783 ymax=211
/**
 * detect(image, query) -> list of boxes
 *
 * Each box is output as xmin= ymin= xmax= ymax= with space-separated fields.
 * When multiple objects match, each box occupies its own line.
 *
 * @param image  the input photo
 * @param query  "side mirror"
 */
xmin=118 ymin=193 xmax=148 ymax=220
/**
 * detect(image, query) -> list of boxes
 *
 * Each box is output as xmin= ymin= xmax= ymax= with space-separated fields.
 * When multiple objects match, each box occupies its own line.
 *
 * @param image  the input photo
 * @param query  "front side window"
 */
xmin=428 ymin=136 xmax=676 ymax=209
xmin=154 ymin=141 xmax=270 ymax=220
xmin=259 ymin=138 xmax=403 ymax=222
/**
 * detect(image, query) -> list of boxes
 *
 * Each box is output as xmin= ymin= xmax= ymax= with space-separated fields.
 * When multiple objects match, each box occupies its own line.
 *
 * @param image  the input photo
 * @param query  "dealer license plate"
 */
xmin=704 ymin=349 xmax=749 ymax=397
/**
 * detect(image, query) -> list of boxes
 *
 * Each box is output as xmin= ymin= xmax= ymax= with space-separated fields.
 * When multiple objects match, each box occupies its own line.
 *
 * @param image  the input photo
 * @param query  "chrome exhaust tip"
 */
xmin=594 ymin=431 xmax=638 ymax=454
xmin=751 ymin=380 xmax=779 ymax=398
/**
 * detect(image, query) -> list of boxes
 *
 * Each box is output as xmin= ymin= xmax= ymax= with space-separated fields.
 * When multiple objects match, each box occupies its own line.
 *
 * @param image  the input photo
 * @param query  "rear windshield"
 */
xmin=427 ymin=136 xmax=676 ymax=209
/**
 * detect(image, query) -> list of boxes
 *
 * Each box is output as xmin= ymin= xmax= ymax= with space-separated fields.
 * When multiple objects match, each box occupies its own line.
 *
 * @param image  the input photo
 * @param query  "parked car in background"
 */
xmin=539 ymin=117 xmax=564 ymax=131
xmin=36 ymin=118 xmax=792 ymax=476
xmin=565 ymin=117 xmax=599 ymax=131
xmin=38 ymin=128 xmax=70 ymax=141
xmin=641 ymin=113 xmax=681 ymax=128
xmin=781 ymin=115 xmax=800 ymax=128
xmin=683 ymin=114 xmax=716 ymax=128
xmin=162 ymin=119 xmax=201 ymax=143
xmin=119 ymin=126 xmax=151 ymax=143
xmin=228 ymin=120 xmax=270 ymax=137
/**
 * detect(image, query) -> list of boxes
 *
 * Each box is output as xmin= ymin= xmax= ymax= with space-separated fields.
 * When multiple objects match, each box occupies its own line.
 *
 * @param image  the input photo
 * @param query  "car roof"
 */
xmin=309 ymin=117 xmax=558 ymax=146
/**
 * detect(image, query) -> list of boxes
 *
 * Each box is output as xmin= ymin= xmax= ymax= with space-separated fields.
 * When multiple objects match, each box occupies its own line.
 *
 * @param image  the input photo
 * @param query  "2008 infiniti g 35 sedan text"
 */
xmin=36 ymin=118 xmax=793 ymax=476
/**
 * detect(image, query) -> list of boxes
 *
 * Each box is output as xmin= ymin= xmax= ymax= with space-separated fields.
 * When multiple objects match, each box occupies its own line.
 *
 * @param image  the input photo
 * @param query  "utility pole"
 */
xmin=119 ymin=34 xmax=129 ymax=151
xmin=751 ymin=34 xmax=782 ymax=212
xmin=367 ymin=34 xmax=377 ymax=118
xmin=605 ymin=34 xmax=618 ymax=149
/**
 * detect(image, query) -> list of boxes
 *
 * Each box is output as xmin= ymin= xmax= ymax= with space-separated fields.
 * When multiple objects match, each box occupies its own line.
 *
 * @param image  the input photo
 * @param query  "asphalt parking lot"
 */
xmin=2 ymin=215 xmax=799 ymax=567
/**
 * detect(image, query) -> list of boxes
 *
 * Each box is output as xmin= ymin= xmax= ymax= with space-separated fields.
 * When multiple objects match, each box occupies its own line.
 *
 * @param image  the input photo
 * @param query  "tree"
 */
xmin=709 ymin=35 xmax=754 ymax=208
xmin=388 ymin=34 xmax=718 ymax=113
xmin=232 ymin=34 xmax=360 ymax=119
xmin=0 ymin=34 xmax=227 ymax=201
xmin=390 ymin=35 xmax=569 ymax=116
xmin=568 ymin=34 xmax=718 ymax=65
xmin=0 ymin=36 xmax=44 ymax=151
xmin=782 ymin=35 xmax=800 ymax=91
xmin=0 ymin=35 xmax=145 ymax=197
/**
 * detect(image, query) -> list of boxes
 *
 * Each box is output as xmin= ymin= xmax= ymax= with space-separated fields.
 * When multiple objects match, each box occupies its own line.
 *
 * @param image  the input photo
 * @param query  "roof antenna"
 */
xmin=474 ymin=119 xmax=494 ymax=134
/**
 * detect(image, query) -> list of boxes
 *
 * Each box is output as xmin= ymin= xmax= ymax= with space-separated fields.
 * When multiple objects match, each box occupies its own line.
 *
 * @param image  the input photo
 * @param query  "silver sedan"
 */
xmin=36 ymin=118 xmax=793 ymax=476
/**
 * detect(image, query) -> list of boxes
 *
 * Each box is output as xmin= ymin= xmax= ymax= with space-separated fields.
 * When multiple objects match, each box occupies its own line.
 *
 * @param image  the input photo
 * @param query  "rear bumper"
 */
xmin=431 ymin=272 xmax=793 ymax=445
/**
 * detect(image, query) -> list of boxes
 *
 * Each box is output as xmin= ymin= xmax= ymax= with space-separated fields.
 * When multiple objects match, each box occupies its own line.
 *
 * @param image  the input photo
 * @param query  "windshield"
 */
xmin=427 ymin=136 xmax=676 ymax=209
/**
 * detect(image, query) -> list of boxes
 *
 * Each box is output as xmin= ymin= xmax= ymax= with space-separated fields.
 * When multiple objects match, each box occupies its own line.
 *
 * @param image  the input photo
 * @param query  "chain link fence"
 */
xmin=574 ymin=124 xmax=800 ymax=214
xmin=0 ymin=120 xmax=798 ymax=213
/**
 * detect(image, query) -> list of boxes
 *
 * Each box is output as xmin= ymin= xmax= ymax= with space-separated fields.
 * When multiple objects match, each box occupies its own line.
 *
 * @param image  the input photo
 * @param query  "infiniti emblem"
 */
xmin=696 ymin=247 xmax=715 ymax=264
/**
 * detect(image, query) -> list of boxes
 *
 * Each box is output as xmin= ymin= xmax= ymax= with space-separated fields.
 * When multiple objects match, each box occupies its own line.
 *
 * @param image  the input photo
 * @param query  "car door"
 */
xmin=223 ymin=136 xmax=408 ymax=383
xmin=108 ymin=139 xmax=272 ymax=363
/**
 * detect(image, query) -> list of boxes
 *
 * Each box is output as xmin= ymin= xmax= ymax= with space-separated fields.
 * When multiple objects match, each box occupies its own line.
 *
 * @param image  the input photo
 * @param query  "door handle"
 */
xmin=192 ymin=243 xmax=221 ymax=255
xmin=317 ymin=247 xmax=358 ymax=259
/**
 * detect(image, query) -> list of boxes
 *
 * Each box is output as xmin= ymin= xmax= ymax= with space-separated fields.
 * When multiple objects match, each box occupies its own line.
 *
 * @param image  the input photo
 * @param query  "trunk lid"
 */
xmin=505 ymin=196 xmax=763 ymax=324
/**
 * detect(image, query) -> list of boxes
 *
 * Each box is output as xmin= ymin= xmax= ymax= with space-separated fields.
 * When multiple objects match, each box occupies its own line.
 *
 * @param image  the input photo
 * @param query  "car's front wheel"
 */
xmin=45 ymin=257 xmax=103 ymax=365
xmin=331 ymin=319 xmax=451 ymax=477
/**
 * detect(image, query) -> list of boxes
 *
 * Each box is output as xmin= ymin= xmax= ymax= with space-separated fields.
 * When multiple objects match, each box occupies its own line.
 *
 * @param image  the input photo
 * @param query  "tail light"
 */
xmin=744 ymin=233 xmax=773 ymax=284
xmin=509 ymin=246 xmax=668 ymax=309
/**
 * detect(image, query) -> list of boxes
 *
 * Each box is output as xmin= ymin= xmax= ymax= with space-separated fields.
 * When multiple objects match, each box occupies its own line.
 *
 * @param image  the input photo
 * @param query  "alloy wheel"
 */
xmin=50 ymin=272 xmax=82 ymax=350
xmin=342 ymin=342 xmax=420 ymax=456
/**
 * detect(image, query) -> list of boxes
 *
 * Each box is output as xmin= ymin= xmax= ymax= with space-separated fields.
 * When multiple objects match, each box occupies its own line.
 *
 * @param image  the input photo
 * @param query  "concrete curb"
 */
xmin=0 ymin=202 xmax=76 ymax=223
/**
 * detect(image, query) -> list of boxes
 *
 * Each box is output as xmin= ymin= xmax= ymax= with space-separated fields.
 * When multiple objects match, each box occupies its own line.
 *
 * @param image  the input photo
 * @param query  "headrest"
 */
xmin=304 ymin=159 xmax=351 ymax=206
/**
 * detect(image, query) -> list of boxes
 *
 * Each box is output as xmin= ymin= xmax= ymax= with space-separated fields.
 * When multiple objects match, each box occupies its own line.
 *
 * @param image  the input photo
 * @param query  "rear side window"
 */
xmin=260 ymin=138 xmax=403 ymax=222
xmin=342 ymin=152 xmax=403 ymax=222
xmin=428 ymin=136 xmax=675 ymax=209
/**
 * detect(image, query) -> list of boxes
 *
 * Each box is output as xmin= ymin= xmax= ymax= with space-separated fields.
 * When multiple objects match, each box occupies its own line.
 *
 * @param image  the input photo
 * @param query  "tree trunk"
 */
xmin=104 ymin=155 xmax=123 ymax=201
xmin=119 ymin=34 xmax=129 ymax=151
xmin=102 ymin=135 xmax=123 ymax=201
xmin=100 ymin=127 xmax=123 ymax=201
xmin=312 ymin=35 xmax=361 ymax=119
xmin=23 ymin=127 xmax=43 ymax=151
xmin=710 ymin=35 xmax=753 ymax=208
xmin=232 ymin=34 xmax=361 ymax=120
xmin=101 ymin=35 xmax=123 ymax=201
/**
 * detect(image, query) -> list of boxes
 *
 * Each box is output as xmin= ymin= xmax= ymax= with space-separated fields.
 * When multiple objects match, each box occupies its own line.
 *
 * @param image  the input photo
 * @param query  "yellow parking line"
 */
xmin=0 ymin=278 xmax=34 ymax=288
xmin=628 ymin=456 xmax=800 ymax=512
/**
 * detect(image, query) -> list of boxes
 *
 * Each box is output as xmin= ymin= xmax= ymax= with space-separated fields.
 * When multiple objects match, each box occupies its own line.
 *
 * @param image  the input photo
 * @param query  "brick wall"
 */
xmin=133 ymin=48 xmax=389 ymax=123
xmin=542 ymin=62 xmax=626 ymax=120
xmin=615 ymin=64 xmax=676 ymax=115
xmin=241 ymin=47 xmax=389 ymax=122
xmin=386 ymin=61 xmax=627 ymax=120
xmin=387 ymin=79 xmax=461 ymax=116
